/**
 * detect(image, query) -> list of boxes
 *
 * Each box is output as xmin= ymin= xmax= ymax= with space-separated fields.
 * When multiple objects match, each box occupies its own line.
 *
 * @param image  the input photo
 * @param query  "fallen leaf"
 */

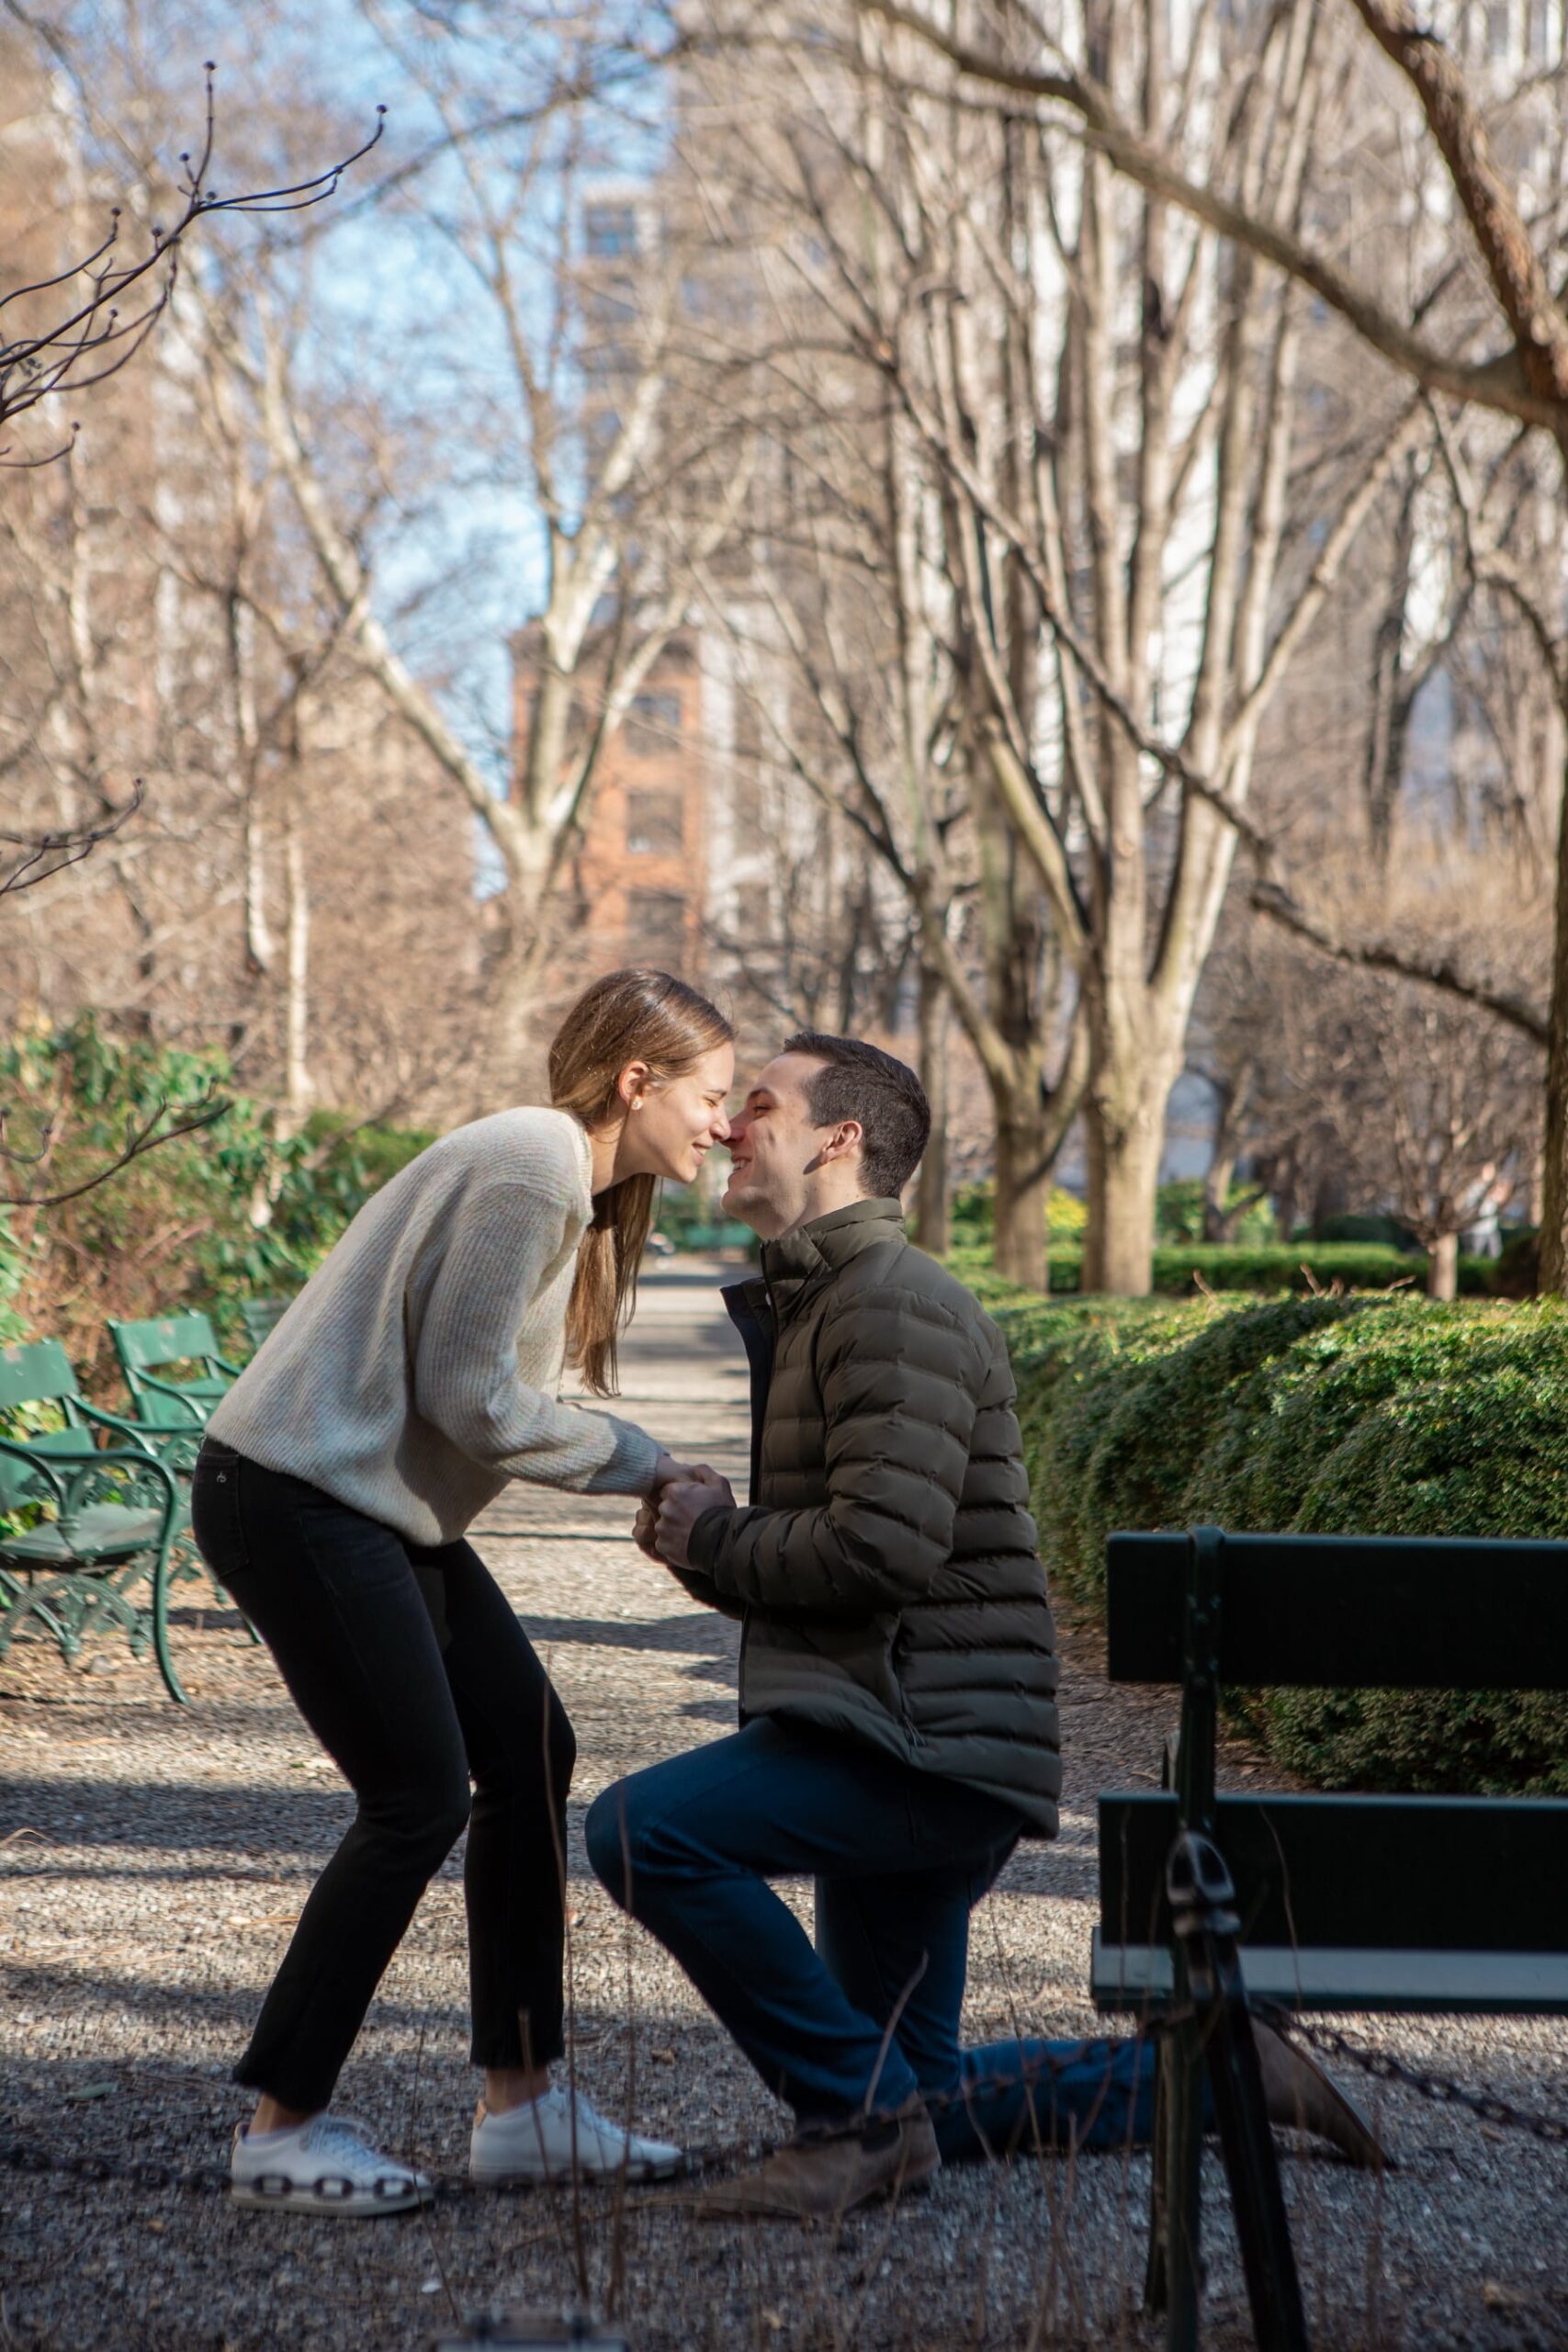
xmin=63 ymin=2081 xmax=118 ymax=2101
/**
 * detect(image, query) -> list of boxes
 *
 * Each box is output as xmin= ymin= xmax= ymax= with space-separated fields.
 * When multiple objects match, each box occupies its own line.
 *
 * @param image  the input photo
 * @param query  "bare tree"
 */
xmin=0 ymin=52 xmax=380 ymax=458
xmin=187 ymin=5 xmax=757 ymax=1089
xmin=860 ymin=0 xmax=1568 ymax=1290
xmin=1294 ymin=952 xmax=1539 ymax=1299
xmin=728 ymin=0 xmax=1426 ymax=1290
xmin=0 ymin=39 xmax=379 ymax=1202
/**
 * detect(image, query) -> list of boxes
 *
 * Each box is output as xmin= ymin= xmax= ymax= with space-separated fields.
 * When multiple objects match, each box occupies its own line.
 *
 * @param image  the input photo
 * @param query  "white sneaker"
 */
xmin=469 ymin=2085 xmax=684 ymax=2184
xmin=231 ymin=2112 xmax=432 ymax=2214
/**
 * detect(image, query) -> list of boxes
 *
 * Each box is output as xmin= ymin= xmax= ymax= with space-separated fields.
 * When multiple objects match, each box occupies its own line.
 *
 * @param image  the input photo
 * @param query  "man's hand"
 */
xmin=636 ymin=1463 xmax=733 ymax=1562
xmin=653 ymin=1470 xmax=738 ymax=1568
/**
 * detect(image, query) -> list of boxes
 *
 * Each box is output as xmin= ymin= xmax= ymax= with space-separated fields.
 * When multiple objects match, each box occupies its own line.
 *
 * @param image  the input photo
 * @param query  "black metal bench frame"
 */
xmin=1093 ymin=1524 xmax=1568 ymax=2352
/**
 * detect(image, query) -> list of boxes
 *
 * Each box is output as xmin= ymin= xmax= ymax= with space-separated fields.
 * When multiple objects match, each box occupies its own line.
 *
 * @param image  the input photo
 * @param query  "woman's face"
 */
xmin=627 ymin=1044 xmax=734 ymax=1183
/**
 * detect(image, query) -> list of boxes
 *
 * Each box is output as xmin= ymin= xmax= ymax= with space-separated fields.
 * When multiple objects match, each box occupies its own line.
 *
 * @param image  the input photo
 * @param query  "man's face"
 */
xmin=723 ymin=1052 xmax=837 ymax=1238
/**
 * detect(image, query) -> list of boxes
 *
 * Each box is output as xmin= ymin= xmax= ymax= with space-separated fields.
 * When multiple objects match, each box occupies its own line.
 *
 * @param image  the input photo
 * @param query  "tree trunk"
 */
xmin=913 ymin=959 xmax=951 ymax=1255
xmin=1083 ymin=1001 xmax=1178 ymax=1294
xmin=1201 ymin=1154 xmax=1235 ymax=1243
xmin=283 ymin=804 xmax=312 ymax=1131
xmin=1427 ymin=1230 xmax=1460 ymax=1301
xmin=484 ymin=892 xmax=557 ymax=1105
xmin=1363 ymin=460 xmax=1418 ymax=874
xmin=1087 ymin=1094 xmax=1168 ymax=1295
xmin=1537 ymin=744 xmax=1568 ymax=1295
xmin=993 ymin=1091 xmax=1051 ymax=1293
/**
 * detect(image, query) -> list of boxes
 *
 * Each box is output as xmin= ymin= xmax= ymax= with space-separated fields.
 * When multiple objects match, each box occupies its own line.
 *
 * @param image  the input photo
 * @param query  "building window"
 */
xmin=626 ymin=789 xmax=684 ymax=854
xmin=624 ymin=691 xmax=682 ymax=757
xmin=585 ymin=203 xmax=637 ymax=258
xmin=627 ymin=889 xmax=687 ymax=961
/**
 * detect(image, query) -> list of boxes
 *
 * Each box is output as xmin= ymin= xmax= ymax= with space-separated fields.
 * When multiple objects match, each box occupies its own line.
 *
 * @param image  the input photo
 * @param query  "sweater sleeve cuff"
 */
xmin=686 ymin=1503 xmax=732 ymax=1575
xmin=582 ymin=1419 xmax=663 ymax=1497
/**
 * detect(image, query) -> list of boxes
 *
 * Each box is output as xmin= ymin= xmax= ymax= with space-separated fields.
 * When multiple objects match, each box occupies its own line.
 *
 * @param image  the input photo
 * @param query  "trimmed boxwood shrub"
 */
xmin=996 ymin=1289 xmax=1568 ymax=1795
xmin=945 ymin=1238 xmax=1505 ymax=1296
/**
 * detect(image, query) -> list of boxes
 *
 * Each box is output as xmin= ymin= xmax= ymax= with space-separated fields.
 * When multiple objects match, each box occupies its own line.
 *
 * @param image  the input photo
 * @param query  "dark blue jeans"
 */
xmin=585 ymin=1718 xmax=1155 ymax=2161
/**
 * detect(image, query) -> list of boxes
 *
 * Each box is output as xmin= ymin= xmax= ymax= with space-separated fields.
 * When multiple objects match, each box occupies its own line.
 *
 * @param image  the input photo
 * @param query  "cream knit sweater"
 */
xmin=208 ymin=1107 xmax=661 ymax=1547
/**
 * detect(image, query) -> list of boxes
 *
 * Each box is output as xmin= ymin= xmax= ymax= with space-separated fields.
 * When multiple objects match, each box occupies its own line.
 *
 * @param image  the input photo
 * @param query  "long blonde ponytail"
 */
xmin=547 ymin=968 xmax=733 ymax=1396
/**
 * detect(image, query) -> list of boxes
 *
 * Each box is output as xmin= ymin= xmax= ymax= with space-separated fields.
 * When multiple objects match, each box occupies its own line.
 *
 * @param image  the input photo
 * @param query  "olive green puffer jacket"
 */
xmin=682 ymin=1197 xmax=1061 ymax=1835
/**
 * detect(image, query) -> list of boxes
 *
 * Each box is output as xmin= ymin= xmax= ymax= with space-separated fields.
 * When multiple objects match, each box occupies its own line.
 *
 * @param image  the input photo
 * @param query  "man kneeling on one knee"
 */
xmin=586 ymin=1035 xmax=1382 ymax=2220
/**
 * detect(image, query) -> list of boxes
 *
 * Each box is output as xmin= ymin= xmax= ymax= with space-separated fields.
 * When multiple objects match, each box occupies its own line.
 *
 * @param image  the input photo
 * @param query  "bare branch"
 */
xmin=1251 ymin=879 xmax=1549 ymax=1046
xmin=0 ymin=781 xmax=144 ymax=897
xmin=853 ymin=0 xmax=1557 ymax=432
xmin=0 ymin=1091 xmax=231 ymax=1209
xmin=1 ymin=65 xmax=383 ymax=448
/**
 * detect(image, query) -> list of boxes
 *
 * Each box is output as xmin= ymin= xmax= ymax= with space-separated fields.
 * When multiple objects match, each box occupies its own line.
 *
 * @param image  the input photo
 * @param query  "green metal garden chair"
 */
xmin=0 ymin=1412 xmax=188 ymax=1702
xmin=107 ymin=1312 xmax=241 ymax=1432
xmin=0 ymin=1337 xmax=206 ymax=1474
xmin=0 ymin=1339 xmax=245 ymax=1699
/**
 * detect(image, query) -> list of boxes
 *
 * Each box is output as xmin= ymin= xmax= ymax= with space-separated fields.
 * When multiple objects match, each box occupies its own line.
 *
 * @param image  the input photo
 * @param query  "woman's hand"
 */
xmin=633 ymin=1498 xmax=661 ymax=1560
xmin=648 ymin=1449 xmax=697 ymax=1493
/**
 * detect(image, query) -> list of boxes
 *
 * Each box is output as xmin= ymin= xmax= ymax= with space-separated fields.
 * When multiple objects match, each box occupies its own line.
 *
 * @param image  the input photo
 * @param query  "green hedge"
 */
xmin=946 ymin=1238 xmax=1509 ymax=1296
xmin=994 ymin=1290 xmax=1568 ymax=1796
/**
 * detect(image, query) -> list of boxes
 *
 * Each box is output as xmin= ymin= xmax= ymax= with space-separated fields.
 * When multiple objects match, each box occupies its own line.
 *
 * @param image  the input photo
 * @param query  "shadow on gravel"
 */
xmin=524 ymin=1612 xmax=739 ymax=1659
xmin=0 ymin=1779 xmax=360 ymax=1851
xmin=0 ymin=1955 xmax=474 ymax=2040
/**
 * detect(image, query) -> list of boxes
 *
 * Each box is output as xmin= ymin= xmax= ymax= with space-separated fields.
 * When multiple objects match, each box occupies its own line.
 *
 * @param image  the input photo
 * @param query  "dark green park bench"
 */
xmin=238 ymin=1295 xmax=292 ymax=1355
xmin=0 ymin=1340 xmax=191 ymax=1702
xmin=1093 ymin=1525 xmax=1568 ymax=2352
xmin=108 ymin=1312 xmax=241 ymax=1432
xmin=679 ymin=1220 xmax=757 ymax=1253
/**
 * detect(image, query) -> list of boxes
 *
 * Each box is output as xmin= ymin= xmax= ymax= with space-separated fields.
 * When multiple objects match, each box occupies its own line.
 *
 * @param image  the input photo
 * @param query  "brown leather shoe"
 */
xmin=696 ymin=2097 xmax=940 ymax=2221
xmin=1253 ymin=2019 xmax=1393 ymax=2168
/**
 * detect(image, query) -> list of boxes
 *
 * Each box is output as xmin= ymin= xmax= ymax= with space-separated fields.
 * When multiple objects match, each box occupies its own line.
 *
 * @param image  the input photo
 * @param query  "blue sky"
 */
xmin=138 ymin=0 xmax=671 ymax=785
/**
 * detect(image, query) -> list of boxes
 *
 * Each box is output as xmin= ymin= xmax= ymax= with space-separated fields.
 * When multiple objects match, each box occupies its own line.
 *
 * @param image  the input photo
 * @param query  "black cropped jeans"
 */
xmin=191 ymin=1440 xmax=575 ymax=2115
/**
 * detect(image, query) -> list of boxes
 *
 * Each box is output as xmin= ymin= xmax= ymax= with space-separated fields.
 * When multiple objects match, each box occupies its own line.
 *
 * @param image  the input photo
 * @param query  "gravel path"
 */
xmin=2 ymin=1261 xmax=1565 ymax=2351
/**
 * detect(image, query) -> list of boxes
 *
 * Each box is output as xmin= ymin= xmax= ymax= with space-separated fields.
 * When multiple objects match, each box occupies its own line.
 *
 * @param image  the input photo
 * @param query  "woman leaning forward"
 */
xmin=191 ymin=970 xmax=733 ymax=2214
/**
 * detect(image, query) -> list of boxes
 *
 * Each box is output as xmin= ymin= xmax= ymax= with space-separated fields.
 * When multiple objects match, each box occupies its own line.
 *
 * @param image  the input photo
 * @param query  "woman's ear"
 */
xmin=617 ymin=1059 xmax=652 ymax=1112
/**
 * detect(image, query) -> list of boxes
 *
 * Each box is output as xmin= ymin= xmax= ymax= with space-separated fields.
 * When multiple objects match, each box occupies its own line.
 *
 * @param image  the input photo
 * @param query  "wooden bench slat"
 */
xmin=1091 ymin=1932 xmax=1568 ymax=2015
xmin=1099 ymin=1792 xmax=1568 ymax=1955
xmin=1106 ymin=1530 xmax=1568 ymax=1689
xmin=1096 ymin=1522 xmax=1568 ymax=2340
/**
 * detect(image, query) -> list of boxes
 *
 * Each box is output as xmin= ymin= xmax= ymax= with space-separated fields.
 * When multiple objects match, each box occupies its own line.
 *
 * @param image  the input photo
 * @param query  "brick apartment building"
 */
xmin=509 ymin=622 xmax=715 ymax=987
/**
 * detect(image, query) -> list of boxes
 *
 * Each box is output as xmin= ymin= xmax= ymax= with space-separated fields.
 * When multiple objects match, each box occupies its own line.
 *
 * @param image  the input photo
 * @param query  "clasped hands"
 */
xmin=640 ymin=1453 xmax=737 ymax=1569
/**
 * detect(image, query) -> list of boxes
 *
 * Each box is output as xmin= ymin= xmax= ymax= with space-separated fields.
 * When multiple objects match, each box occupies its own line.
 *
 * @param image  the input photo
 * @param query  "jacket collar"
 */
xmin=756 ymin=1197 xmax=906 ymax=1326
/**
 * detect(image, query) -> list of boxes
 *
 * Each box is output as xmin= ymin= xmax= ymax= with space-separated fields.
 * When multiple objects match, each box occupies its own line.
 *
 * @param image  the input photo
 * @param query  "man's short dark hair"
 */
xmin=781 ymin=1032 xmax=931 ymax=1198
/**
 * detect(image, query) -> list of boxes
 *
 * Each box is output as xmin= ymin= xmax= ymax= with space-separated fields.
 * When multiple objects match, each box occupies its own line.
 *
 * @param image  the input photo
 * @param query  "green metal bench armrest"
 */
xmin=0 ymin=1433 xmax=86 ymax=1509
xmin=125 ymin=1374 xmax=219 ymax=1424
xmin=57 ymin=1447 xmax=182 ymax=1531
xmin=73 ymin=1401 xmax=199 ymax=1463
xmin=0 ymin=1438 xmax=184 ymax=1545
